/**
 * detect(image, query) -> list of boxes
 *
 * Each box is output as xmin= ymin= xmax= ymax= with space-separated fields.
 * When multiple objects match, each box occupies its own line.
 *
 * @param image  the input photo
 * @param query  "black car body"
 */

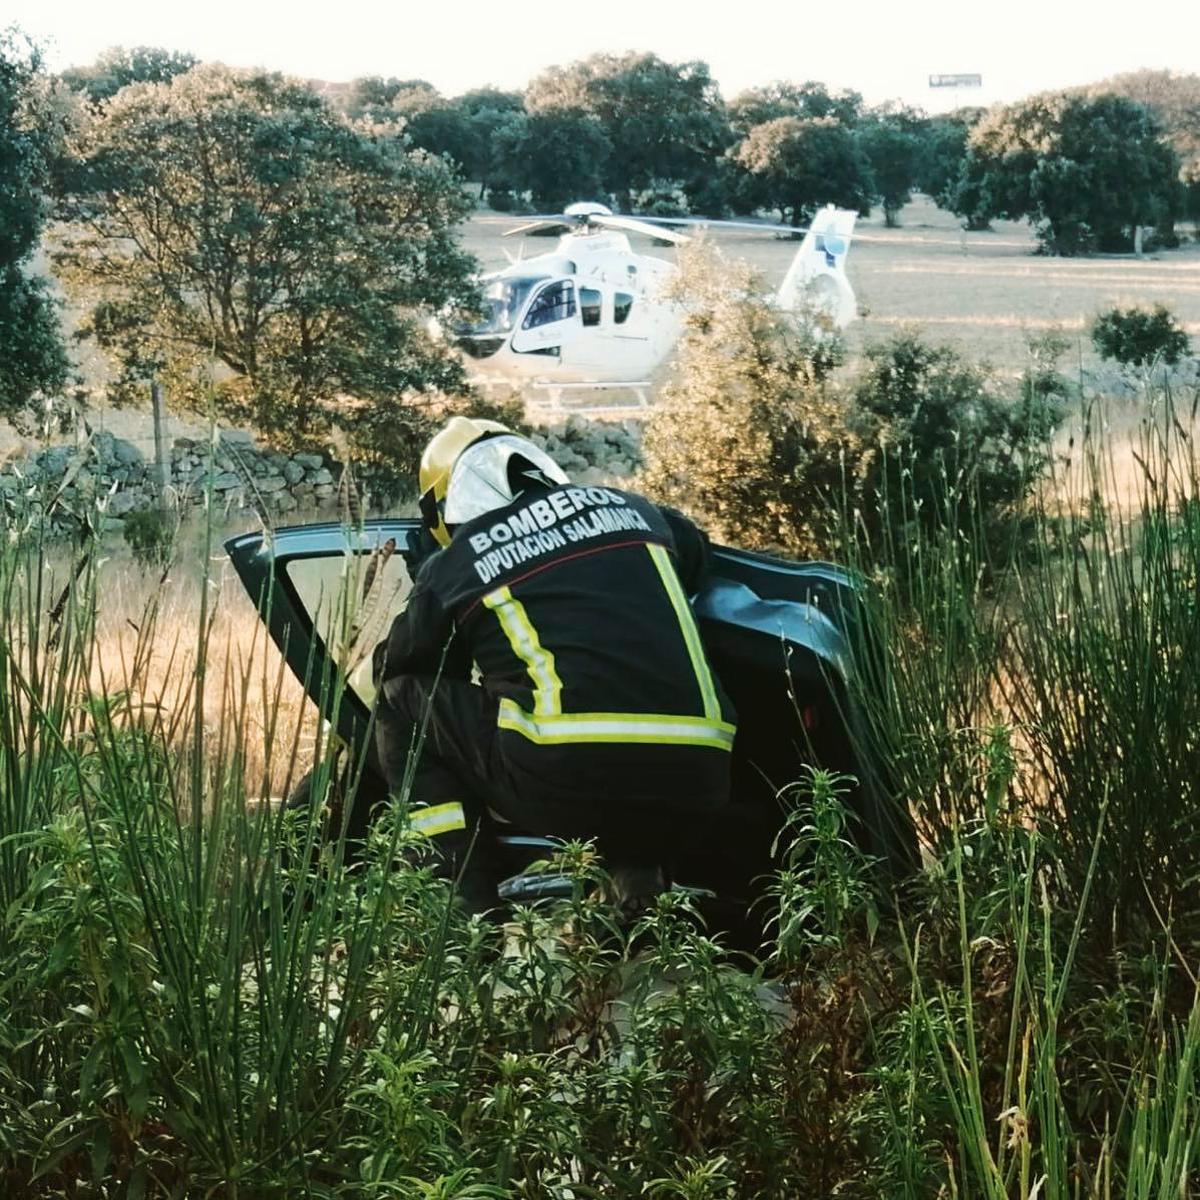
xmin=226 ymin=520 xmax=916 ymax=935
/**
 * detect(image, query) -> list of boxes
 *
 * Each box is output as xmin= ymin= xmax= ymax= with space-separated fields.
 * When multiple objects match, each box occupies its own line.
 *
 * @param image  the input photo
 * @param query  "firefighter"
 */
xmin=373 ymin=416 xmax=736 ymax=912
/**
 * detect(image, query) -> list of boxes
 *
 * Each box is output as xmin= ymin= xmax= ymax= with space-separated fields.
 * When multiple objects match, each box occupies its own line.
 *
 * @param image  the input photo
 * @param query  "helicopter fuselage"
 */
xmin=451 ymin=231 xmax=683 ymax=387
xmin=448 ymin=204 xmax=859 ymax=398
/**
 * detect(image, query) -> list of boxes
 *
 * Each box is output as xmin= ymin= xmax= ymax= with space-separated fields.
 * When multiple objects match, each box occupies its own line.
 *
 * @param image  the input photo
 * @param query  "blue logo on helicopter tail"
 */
xmin=815 ymin=233 xmax=847 ymax=269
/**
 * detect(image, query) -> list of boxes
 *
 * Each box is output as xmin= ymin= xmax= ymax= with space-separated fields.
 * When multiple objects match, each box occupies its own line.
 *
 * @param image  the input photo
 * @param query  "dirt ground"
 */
xmin=462 ymin=193 xmax=1200 ymax=378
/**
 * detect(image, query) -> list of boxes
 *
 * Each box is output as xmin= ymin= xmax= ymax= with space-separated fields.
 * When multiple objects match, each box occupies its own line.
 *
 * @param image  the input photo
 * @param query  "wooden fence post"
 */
xmin=150 ymin=379 xmax=169 ymax=505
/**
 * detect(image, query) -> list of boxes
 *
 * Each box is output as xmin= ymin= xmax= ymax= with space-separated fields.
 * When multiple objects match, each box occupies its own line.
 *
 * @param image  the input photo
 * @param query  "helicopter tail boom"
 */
xmin=774 ymin=206 xmax=858 ymax=328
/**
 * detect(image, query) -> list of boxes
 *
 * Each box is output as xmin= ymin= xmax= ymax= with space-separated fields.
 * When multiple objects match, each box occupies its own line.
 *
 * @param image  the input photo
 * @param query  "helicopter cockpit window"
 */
xmin=454 ymin=275 xmax=549 ymax=353
xmin=614 ymin=292 xmax=634 ymax=325
xmin=580 ymin=287 xmax=602 ymax=327
xmin=522 ymin=281 xmax=576 ymax=329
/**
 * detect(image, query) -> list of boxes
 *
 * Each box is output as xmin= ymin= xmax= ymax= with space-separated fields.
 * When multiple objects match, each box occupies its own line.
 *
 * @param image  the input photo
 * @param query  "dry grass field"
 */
xmin=61 ymin=514 xmax=318 ymax=799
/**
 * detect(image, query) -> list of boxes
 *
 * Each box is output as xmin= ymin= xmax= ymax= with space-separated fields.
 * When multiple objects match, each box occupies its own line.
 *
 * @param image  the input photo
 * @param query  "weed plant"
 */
xmin=845 ymin=384 xmax=1200 ymax=935
xmin=1 ymin=397 xmax=1200 ymax=1196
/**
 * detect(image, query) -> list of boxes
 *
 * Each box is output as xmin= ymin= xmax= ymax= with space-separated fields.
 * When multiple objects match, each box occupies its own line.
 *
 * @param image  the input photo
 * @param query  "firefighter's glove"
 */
xmin=402 ymin=526 xmax=439 ymax=578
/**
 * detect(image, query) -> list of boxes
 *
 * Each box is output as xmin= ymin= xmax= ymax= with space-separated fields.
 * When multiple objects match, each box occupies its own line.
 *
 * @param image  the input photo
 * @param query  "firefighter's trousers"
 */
xmin=373 ymin=674 xmax=727 ymax=905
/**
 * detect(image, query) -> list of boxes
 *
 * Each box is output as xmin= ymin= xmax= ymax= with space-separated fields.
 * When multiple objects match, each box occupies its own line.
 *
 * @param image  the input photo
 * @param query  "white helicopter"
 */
xmin=449 ymin=201 xmax=859 ymax=406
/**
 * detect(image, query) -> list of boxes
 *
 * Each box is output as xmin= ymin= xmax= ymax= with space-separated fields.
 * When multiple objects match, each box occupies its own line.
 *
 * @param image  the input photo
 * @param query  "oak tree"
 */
xmin=732 ymin=115 xmax=873 ymax=225
xmin=54 ymin=65 xmax=477 ymax=475
xmin=858 ymin=107 xmax=925 ymax=226
xmin=959 ymin=93 xmax=1180 ymax=254
xmin=496 ymin=109 xmax=610 ymax=210
xmin=1084 ymin=70 xmax=1200 ymax=225
xmin=0 ymin=31 xmax=67 ymax=417
xmin=526 ymin=53 xmax=728 ymax=207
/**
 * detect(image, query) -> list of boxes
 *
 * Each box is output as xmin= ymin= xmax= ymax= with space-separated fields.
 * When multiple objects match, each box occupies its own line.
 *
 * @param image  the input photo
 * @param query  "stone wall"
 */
xmin=527 ymin=416 xmax=642 ymax=484
xmin=0 ymin=417 xmax=645 ymax=537
xmin=0 ymin=431 xmax=342 ymax=536
xmin=162 ymin=434 xmax=338 ymax=519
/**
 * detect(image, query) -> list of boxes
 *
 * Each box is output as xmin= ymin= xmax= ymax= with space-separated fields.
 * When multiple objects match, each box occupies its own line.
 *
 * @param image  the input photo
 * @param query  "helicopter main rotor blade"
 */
xmin=502 ymin=217 xmax=573 ymax=237
xmin=624 ymin=215 xmax=807 ymax=237
xmin=591 ymin=214 xmax=692 ymax=244
xmin=499 ymin=205 xmax=808 ymax=240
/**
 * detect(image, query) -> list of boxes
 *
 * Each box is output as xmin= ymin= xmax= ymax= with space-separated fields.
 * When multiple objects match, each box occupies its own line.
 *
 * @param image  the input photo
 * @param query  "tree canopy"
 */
xmin=0 ymin=31 xmax=67 ymax=417
xmin=732 ymin=116 xmax=873 ymax=225
xmin=339 ymin=79 xmax=529 ymax=199
xmin=958 ymin=93 xmax=1180 ymax=254
xmin=1084 ymin=70 xmax=1200 ymax=185
xmin=495 ymin=109 xmax=610 ymax=211
xmin=525 ymin=52 xmax=729 ymax=205
xmin=728 ymin=81 xmax=863 ymax=135
xmin=340 ymin=78 xmax=473 ymax=165
xmin=61 ymin=45 xmax=199 ymax=104
xmin=54 ymin=64 xmax=477 ymax=474
xmin=1084 ymin=70 xmax=1200 ymax=221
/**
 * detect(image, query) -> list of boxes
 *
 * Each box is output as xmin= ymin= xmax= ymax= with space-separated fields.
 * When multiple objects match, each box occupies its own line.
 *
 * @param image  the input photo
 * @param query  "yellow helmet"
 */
xmin=418 ymin=416 xmax=510 ymax=547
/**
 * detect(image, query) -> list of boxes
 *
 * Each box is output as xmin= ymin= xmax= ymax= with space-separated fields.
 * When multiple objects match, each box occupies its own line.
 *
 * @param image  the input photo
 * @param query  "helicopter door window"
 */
xmin=522 ymin=281 xmax=576 ymax=330
xmin=614 ymin=292 xmax=634 ymax=325
xmin=580 ymin=287 xmax=602 ymax=327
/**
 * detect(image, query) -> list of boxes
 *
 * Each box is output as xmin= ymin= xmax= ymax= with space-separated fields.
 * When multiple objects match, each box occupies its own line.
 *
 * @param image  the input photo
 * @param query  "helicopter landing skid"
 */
xmin=527 ymin=380 xmax=653 ymax=416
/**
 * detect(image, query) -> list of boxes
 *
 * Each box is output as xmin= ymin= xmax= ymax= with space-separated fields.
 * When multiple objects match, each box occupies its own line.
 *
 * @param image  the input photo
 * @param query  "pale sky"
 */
xmin=10 ymin=0 xmax=1200 ymax=111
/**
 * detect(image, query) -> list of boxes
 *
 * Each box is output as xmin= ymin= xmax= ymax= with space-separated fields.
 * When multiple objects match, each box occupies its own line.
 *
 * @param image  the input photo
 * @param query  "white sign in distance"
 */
xmin=929 ymin=73 xmax=983 ymax=88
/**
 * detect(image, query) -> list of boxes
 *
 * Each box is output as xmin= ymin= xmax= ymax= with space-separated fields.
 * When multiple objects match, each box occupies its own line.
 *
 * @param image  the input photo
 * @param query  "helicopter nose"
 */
xmin=437 ymin=314 xmax=505 ymax=360
xmin=453 ymin=333 xmax=506 ymax=361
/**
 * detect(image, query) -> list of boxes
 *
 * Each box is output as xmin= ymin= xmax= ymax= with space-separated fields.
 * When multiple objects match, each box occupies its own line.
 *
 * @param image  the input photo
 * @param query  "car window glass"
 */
xmin=614 ymin=292 xmax=634 ymax=325
xmin=285 ymin=544 xmax=412 ymax=705
xmin=580 ymin=287 xmax=602 ymax=327
xmin=522 ymin=281 xmax=576 ymax=329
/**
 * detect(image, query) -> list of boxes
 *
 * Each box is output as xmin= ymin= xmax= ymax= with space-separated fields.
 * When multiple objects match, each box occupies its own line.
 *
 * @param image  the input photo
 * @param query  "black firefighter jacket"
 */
xmin=378 ymin=484 xmax=737 ymax=808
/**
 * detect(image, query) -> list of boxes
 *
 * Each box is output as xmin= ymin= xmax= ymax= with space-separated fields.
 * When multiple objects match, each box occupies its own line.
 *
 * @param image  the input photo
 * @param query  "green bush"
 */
xmin=122 ymin=505 xmax=175 ymax=569
xmin=1091 ymin=302 xmax=1191 ymax=368
xmin=640 ymin=246 xmax=863 ymax=557
xmin=642 ymin=258 xmax=1064 ymax=562
xmin=637 ymin=187 xmax=690 ymax=217
xmin=849 ymin=331 xmax=1063 ymax=542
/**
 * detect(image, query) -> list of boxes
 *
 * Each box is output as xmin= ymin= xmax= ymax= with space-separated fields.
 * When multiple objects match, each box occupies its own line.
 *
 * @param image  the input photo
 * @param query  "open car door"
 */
xmin=225 ymin=521 xmax=417 ymax=759
xmin=225 ymin=521 xmax=917 ymax=930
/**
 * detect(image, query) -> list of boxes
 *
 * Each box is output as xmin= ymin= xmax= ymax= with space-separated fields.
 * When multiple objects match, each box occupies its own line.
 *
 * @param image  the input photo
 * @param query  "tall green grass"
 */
xmin=846 ymin=385 xmax=1200 ymax=936
xmin=0 ymin=480 xmax=456 ymax=1194
xmin=839 ymin=380 xmax=1200 ymax=1194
